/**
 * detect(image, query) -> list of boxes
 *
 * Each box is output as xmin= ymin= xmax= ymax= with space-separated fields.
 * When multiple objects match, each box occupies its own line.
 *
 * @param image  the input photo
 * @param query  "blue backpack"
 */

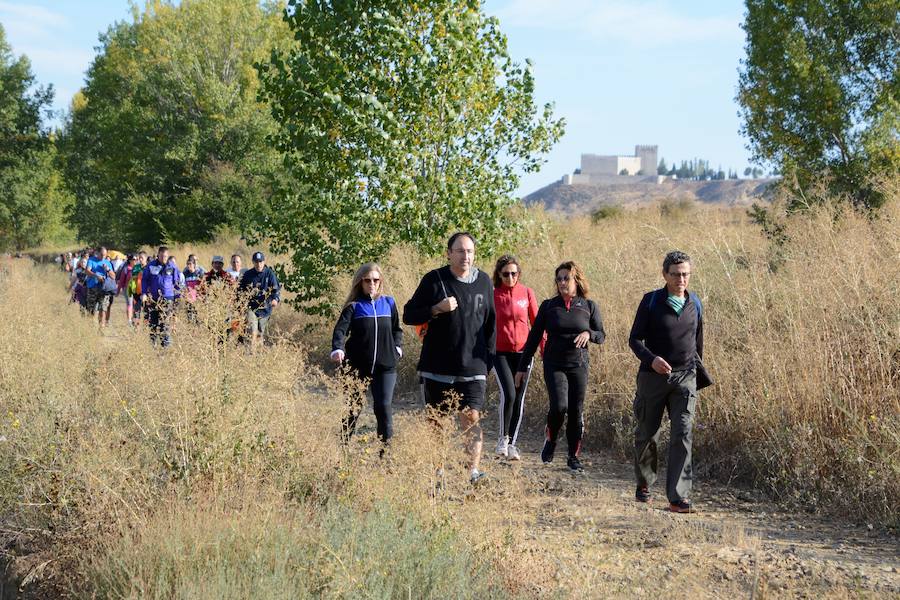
xmin=648 ymin=288 xmax=702 ymax=329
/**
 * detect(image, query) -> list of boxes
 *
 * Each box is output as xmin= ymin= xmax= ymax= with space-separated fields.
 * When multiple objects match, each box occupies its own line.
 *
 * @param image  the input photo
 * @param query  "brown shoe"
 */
xmin=668 ymin=500 xmax=695 ymax=513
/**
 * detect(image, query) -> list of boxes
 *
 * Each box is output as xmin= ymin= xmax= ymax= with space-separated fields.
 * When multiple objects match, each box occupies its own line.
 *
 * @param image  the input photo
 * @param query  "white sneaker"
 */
xmin=495 ymin=436 xmax=509 ymax=457
xmin=470 ymin=469 xmax=487 ymax=484
xmin=507 ymin=445 xmax=521 ymax=461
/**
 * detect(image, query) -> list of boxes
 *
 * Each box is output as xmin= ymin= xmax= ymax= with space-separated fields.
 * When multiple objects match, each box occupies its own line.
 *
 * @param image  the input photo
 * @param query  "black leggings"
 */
xmin=342 ymin=370 xmax=396 ymax=444
xmin=493 ymin=352 xmax=533 ymax=445
xmin=544 ymin=363 xmax=588 ymax=457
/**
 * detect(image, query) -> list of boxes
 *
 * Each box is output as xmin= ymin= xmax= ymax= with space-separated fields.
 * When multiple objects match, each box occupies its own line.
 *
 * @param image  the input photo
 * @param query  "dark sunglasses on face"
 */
xmin=555 ymin=275 xmax=571 ymax=283
xmin=363 ymin=278 xmax=380 ymax=284
xmin=501 ymin=271 xmax=519 ymax=278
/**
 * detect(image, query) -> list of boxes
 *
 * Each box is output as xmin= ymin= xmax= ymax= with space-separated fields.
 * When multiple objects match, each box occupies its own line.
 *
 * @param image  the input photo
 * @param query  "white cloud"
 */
xmin=0 ymin=1 xmax=68 ymax=27
xmin=492 ymin=0 xmax=743 ymax=47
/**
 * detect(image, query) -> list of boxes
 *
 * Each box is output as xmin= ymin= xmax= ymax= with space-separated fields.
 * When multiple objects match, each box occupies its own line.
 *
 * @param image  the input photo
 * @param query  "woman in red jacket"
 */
xmin=492 ymin=254 xmax=539 ymax=460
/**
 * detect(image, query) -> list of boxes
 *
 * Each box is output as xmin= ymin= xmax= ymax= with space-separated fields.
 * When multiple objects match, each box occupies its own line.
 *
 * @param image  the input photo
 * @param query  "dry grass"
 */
xmin=0 ymin=182 xmax=897 ymax=597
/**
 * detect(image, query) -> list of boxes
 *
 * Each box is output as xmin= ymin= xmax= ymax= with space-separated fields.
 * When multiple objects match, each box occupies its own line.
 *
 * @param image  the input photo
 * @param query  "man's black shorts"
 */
xmin=423 ymin=378 xmax=486 ymax=413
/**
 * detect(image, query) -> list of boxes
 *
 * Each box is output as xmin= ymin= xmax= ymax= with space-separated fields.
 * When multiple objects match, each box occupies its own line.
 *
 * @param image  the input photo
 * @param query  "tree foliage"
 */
xmin=255 ymin=0 xmax=563 ymax=313
xmin=62 ymin=0 xmax=288 ymax=247
xmin=0 ymin=25 xmax=70 ymax=251
xmin=738 ymin=0 xmax=899 ymax=210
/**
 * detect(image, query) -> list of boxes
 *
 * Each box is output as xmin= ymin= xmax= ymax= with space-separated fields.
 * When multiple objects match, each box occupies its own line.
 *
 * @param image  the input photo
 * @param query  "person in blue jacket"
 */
xmin=331 ymin=262 xmax=403 ymax=447
xmin=141 ymin=246 xmax=180 ymax=347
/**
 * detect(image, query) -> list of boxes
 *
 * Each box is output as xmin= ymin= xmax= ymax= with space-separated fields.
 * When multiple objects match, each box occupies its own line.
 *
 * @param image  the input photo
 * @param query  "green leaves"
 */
xmin=0 ymin=25 xmax=70 ymax=251
xmin=738 ymin=0 xmax=900 ymax=211
xmin=62 ymin=0 xmax=289 ymax=247
xmin=255 ymin=0 xmax=563 ymax=313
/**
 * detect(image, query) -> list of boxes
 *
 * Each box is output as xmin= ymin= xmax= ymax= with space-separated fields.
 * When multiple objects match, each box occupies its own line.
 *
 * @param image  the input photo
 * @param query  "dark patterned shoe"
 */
xmin=668 ymin=500 xmax=695 ymax=514
xmin=635 ymin=486 xmax=651 ymax=503
xmin=540 ymin=439 xmax=556 ymax=463
xmin=566 ymin=456 xmax=584 ymax=472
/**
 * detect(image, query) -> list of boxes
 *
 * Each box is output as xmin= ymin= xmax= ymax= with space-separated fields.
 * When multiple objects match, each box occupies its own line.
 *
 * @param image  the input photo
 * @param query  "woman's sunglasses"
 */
xmin=501 ymin=271 xmax=519 ymax=278
xmin=363 ymin=277 xmax=381 ymax=284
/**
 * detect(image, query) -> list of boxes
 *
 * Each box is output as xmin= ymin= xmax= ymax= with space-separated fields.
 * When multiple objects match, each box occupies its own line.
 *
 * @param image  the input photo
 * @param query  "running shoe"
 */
xmin=540 ymin=439 xmax=556 ymax=463
xmin=566 ymin=456 xmax=584 ymax=472
xmin=507 ymin=445 xmax=521 ymax=461
xmin=470 ymin=469 xmax=487 ymax=485
xmin=495 ymin=436 xmax=509 ymax=457
xmin=668 ymin=500 xmax=695 ymax=514
xmin=635 ymin=486 xmax=651 ymax=503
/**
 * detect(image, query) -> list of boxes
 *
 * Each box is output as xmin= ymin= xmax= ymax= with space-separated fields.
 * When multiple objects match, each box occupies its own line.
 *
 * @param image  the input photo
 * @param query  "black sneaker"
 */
xmin=635 ymin=486 xmax=651 ymax=503
xmin=540 ymin=439 xmax=556 ymax=463
xmin=566 ymin=456 xmax=584 ymax=472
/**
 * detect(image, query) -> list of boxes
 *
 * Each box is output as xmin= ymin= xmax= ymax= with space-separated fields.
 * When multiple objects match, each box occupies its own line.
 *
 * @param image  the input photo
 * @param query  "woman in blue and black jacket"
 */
xmin=331 ymin=262 xmax=403 ymax=445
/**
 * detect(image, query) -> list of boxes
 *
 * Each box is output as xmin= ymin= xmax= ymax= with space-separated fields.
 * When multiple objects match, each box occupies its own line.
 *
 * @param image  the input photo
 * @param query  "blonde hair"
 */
xmin=555 ymin=260 xmax=590 ymax=298
xmin=344 ymin=262 xmax=384 ymax=306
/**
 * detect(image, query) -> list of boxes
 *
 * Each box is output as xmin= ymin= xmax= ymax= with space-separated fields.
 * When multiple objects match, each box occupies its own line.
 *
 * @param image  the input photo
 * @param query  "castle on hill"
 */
xmin=562 ymin=145 xmax=664 ymax=185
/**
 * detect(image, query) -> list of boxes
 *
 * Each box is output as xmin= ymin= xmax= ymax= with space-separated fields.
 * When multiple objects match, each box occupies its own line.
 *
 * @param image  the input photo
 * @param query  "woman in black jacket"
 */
xmin=515 ymin=261 xmax=605 ymax=472
xmin=331 ymin=263 xmax=403 ymax=445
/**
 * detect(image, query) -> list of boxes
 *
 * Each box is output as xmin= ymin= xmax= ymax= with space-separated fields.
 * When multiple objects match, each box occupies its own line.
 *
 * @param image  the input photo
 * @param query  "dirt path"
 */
xmin=384 ymin=389 xmax=900 ymax=598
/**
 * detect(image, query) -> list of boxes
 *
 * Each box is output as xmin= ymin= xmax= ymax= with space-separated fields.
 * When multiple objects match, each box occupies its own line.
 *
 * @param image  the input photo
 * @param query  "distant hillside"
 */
xmin=523 ymin=178 xmax=775 ymax=215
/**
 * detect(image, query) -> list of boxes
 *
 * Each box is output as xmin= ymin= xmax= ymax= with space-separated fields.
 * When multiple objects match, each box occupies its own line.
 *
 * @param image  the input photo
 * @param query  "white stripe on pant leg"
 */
xmin=493 ymin=367 xmax=506 ymax=441
xmin=511 ymin=357 xmax=533 ymax=446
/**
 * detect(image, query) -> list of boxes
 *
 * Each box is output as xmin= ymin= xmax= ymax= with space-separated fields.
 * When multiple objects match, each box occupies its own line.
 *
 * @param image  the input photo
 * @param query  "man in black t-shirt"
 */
xmin=403 ymin=232 xmax=496 ymax=485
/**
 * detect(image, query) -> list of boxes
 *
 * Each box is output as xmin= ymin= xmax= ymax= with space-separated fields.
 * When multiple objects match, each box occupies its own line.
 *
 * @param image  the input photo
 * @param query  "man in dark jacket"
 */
xmin=238 ymin=251 xmax=280 ymax=350
xmin=629 ymin=250 xmax=705 ymax=513
xmin=403 ymin=232 xmax=496 ymax=484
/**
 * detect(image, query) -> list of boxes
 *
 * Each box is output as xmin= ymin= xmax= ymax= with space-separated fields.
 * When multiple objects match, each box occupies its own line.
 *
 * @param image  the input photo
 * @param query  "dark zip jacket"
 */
xmin=403 ymin=266 xmax=496 ymax=377
xmin=519 ymin=295 xmax=605 ymax=370
xmin=628 ymin=287 xmax=704 ymax=372
xmin=332 ymin=295 xmax=403 ymax=375
xmin=238 ymin=266 xmax=280 ymax=317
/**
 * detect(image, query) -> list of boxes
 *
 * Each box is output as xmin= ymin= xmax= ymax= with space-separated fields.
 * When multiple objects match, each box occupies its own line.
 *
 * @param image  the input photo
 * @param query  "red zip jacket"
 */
xmin=494 ymin=283 xmax=539 ymax=353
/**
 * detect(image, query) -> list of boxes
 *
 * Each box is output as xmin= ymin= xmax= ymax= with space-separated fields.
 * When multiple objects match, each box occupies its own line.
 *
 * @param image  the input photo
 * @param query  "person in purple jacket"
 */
xmin=141 ymin=246 xmax=180 ymax=347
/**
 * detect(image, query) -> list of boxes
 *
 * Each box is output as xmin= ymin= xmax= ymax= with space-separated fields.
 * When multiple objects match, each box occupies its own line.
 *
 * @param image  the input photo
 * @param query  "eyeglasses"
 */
xmin=363 ymin=278 xmax=381 ymax=284
xmin=501 ymin=271 xmax=519 ymax=278
xmin=667 ymin=272 xmax=692 ymax=279
xmin=555 ymin=275 xmax=571 ymax=283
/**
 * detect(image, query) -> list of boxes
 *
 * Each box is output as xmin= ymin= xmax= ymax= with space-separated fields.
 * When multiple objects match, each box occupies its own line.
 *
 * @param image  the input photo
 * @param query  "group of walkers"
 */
xmin=62 ymin=247 xmax=281 ymax=350
xmin=331 ymin=232 xmax=708 ymax=513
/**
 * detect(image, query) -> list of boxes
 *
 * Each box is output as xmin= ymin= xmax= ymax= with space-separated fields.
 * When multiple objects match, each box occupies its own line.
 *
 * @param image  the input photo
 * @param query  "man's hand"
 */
xmin=514 ymin=372 xmax=526 ymax=388
xmin=270 ymin=299 xmax=279 ymax=309
xmin=652 ymin=356 xmax=672 ymax=375
xmin=432 ymin=296 xmax=458 ymax=315
xmin=574 ymin=331 xmax=590 ymax=348
xmin=330 ymin=349 xmax=344 ymax=363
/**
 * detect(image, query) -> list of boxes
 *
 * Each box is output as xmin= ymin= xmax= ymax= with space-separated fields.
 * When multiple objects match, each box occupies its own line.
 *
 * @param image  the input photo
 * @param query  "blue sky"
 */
xmin=0 ymin=0 xmax=753 ymax=196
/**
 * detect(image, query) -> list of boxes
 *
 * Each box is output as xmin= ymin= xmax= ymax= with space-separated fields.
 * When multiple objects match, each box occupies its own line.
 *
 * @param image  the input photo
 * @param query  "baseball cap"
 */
xmin=212 ymin=255 xmax=224 ymax=264
xmin=252 ymin=251 xmax=265 ymax=262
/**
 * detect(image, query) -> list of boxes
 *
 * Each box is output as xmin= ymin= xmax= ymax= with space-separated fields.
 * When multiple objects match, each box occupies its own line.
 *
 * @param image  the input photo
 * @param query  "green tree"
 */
xmin=738 ymin=0 xmax=899 ymax=210
xmin=62 ymin=0 xmax=288 ymax=247
xmin=256 ymin=0 xmax=563 ymax=313
xmin=657 ymin=157 xmax=668 ymax=175
xmin=0 ymin=25 xmax=71 ymax=251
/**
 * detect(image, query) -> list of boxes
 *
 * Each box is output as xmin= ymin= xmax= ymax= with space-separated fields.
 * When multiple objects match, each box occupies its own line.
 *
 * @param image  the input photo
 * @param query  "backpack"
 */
xmin=648 ymin=288 xmax=702 ymax=330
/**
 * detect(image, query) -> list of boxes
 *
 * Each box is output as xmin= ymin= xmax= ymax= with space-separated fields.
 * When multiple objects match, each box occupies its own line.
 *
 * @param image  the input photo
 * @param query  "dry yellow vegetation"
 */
xmin=1 ymin=183 xmax=898 ymax=598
